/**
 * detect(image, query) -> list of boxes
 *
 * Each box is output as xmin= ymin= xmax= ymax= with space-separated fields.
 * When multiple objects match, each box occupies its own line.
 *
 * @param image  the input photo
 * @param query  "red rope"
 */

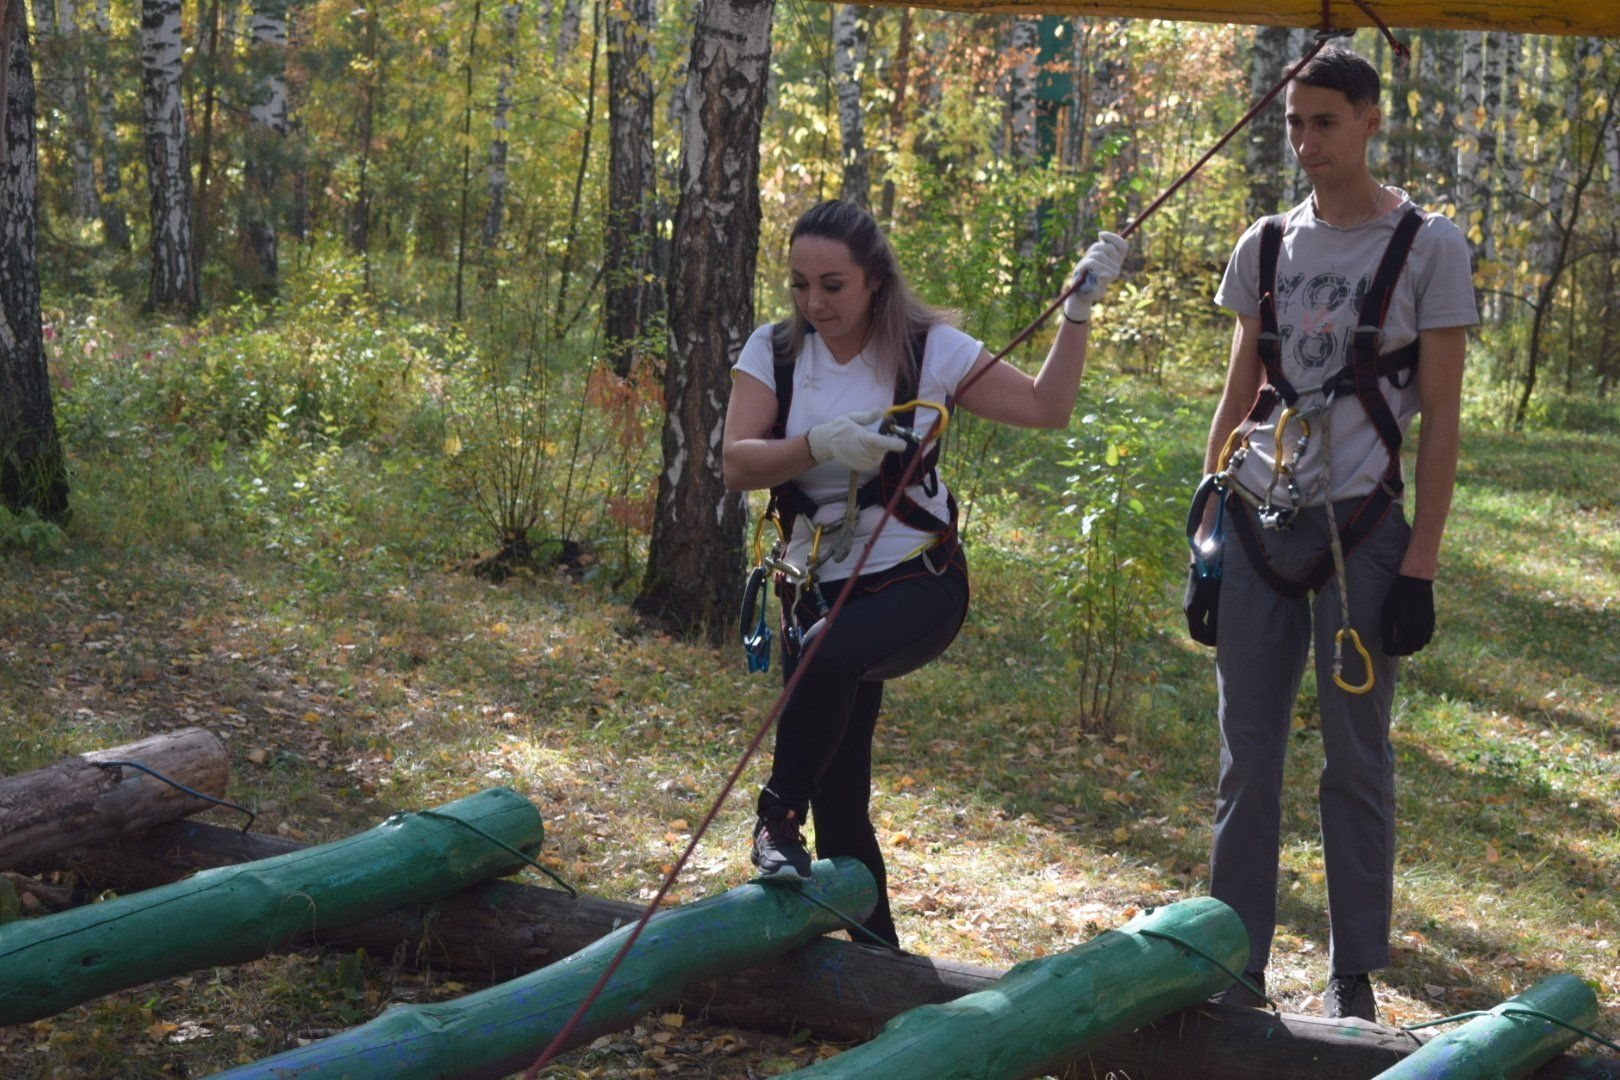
xmin=523 ymin=21 xmax=1356 ymax=1078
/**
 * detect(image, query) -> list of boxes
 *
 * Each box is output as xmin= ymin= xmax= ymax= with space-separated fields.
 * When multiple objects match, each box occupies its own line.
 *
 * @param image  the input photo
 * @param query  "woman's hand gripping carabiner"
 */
xmin=1332 ymin=627 xmax=1376 ymax=694
xmin=880 ymin=400 xmax=951 ymax=446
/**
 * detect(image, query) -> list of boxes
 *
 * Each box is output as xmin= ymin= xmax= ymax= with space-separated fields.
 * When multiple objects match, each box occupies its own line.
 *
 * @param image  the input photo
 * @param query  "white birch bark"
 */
xmin=1247 ymin=25 xmax=1290 ymax=218
xmin=54 ymin=0 xmax=100 ymax=220
xmin=603 ymin=0 xmax=656 ymax=374
xmin=1456 ymin=31 xmax=1485 ymax=250
xmin=89 ymin=0 xmax=129 ymax=246
xmin=139 ymin=0 xmax=199 ymax=309
xmin=242 ymin=0 xmax=287 ymax=290
xmin=484 ymin=0 xmax=518 ymax=248
xmin=555 ymin=0 xmax=579 ymax=60
xmin=1008 ymin=15 xmax=1037 ymax=166
xmin=831 ymin=4 xmax=868 ymax=207
xmin=636 ymin=0 xmax=771 ymax=637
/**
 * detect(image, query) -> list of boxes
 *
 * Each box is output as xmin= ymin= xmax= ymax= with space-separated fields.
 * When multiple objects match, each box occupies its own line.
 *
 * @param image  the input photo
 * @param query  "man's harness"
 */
xmin=1190 ymin=207 xmax=1426 ymax=694
xmin=741 ymin=324 xmax=957 ymax=672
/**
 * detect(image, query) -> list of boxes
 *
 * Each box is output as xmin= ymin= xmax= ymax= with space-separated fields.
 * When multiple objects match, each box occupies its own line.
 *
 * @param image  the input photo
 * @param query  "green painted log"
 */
xmin=0 ymin=788 xmax=543 ymax=1026
xmin=791 ymin=896 xmax=1248 ymax=1080
xmin=211 ymin=858 xmax=878 ymax=1080
xmin=1374 ymin=975 xmax=1602 ymax=1080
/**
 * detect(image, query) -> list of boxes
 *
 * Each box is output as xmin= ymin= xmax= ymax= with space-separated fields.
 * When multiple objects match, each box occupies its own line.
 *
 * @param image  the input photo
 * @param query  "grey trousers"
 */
xmin=1209 ymin=497 xmax=1410 ymax=975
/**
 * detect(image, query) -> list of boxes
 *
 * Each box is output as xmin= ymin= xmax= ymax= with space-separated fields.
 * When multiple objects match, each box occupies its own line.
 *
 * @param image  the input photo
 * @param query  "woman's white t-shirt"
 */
xmin=732 ymin=322 xmax=983 ymax=581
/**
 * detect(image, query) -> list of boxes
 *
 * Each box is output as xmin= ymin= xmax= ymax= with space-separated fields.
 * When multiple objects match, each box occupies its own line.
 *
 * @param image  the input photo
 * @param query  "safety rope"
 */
xmin=1137 ymin=927 xmax=1275 ymax=1010
xmin=416 ymin=809 xmax=578 ymax=897
xmin=1403 ymin=1005 xmax=1620 ymax=1055
xmin=523 ymin=18 xmax=1379 ymax=1077
xmin=93 ymin=760 xmax=257 ymax=833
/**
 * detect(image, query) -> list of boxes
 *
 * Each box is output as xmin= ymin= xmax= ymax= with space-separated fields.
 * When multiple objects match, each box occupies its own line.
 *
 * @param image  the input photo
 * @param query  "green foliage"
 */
xmin=1045 ymin=394 xmax=1189 ymax=728
xmin=0 ymin=505 xmax=70 ymax=557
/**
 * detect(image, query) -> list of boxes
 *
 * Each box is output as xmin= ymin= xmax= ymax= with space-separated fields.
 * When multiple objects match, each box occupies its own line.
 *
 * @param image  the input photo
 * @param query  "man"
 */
xmin=1184 ymin=46 xmax=1477 ymax=1022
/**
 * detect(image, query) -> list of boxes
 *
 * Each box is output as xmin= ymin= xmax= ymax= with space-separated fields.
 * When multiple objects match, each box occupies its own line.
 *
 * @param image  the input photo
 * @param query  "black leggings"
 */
xmin=761 ymin=546 xmax=970 ymax=945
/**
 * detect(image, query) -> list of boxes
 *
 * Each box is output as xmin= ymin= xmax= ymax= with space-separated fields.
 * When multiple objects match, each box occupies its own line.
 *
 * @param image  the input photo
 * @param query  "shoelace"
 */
xmin=761 ymin=813 xmax=806 ymax=847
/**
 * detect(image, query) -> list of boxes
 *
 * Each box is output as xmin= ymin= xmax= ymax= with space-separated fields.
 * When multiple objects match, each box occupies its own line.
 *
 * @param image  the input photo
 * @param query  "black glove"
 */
xmin=1183 ymin=566 xmax=1220 ymax=647
xmin=1379 ymin=574 xmax=1435 ymax=657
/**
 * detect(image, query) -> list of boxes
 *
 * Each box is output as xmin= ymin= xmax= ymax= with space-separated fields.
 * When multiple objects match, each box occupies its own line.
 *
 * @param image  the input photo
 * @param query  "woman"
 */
xmin=722 ymin=199 xmax=1127 ymax=946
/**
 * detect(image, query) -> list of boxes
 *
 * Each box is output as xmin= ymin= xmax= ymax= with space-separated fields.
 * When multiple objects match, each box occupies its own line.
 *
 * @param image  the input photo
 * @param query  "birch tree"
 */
xmin=57 ymin=0 xmax=100 ymax=221
xmin=242 ymin=0 xmax=288 ymax=293
xmin=1245 ymin=25 xmax=1290 ymax=219
xmin=604 ymin=0 xmax=657 ymax=375
xmin=90 ymin=0 xmax=129 ymax=247
xmin=483 ymin=0 xmax=519 ymax=249
xmin=634 ymin=0 xmax=773 ymax=640
xmin=1 ymin=0 xmax=70 ymax=520
xmin=831 ymin=4 xmax=868 ymax=207
xmin=140 ymin=0 xmax=199 ymax=311
xmin=1455 ymin=30 xmax=1485 ymax=262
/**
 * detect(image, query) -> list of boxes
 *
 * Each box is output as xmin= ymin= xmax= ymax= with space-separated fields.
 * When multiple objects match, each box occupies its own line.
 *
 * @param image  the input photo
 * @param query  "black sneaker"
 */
xmin=1211 ymin=969 xmax=1267 ymax=1008
xmin=751 ymin=806 xmax=812 ymax=881
xmin=1324 ymin=972 xmax=1378 ymax=1022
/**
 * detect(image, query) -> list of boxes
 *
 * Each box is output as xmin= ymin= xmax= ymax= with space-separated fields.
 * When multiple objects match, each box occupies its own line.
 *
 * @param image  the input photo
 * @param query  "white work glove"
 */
xmin=806 ymin=407 xmax=907 ymax=473
xmin=1062 ymin=231 xmax=1130 ymax=323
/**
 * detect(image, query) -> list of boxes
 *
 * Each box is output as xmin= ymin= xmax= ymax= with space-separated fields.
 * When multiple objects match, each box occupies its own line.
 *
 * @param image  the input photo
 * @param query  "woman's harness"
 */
xmin=1189 ymin=207 xmax=1426 ymax=693
xmin=741 ymin=324 xmax=956 ymax=671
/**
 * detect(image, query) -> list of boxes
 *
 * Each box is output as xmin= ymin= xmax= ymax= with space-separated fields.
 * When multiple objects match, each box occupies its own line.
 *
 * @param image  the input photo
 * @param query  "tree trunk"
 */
xmin=348 ymin=3 xmax=377 ymax=289
xmin=1246 ymin=26 xmax=1290 ymax=219
xmin=139 ymin=0 xmax=199 ymax=311
xmin=1477 ymin=31 xmax=1502 ymax=317
xmin=482 ymin=0 xmax=518 ymax=250
xmin=453 ymin=0 xmax=484 ymax=322
xmin=1455 ymin=31 xmax=1484 ymax=265
xmin=191 ymin=0 xmax=221 ymax=273
xmin=0 ymin=728 xmax=228 ymax=869
xmin=241 ymin=0 xmax=287 ymax=295
xmin=0 ymin=788 xmax=544 ymax=1027
xmin=0 ymin=0 xmax=69 ymax=520
xmin=831 ymin=4 xmax=867 ymax=207
xmin=879 ymin=5 xmax=911 ymax=223
xmin=633 ymin=0 xmax=772 ymax=641
xmin=56 ymin=0 xmax=100 ymax=221
xmin=36 ymin=821 xmax=1620 ymax=1080
xmin=554 ymin=0 xmax=578 ymax=59
xmin=603 ymin=0 xmax=657 ymax=375
xmin=89 ymin=0 xmax=129 ymax=248
xmin=551 ymin=3 xmax=599 ymax=340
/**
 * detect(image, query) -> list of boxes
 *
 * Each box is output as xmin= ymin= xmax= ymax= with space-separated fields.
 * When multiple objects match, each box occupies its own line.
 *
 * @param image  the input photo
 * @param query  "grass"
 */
xmin=1 ymin=306 xmax=1616 ymax=1077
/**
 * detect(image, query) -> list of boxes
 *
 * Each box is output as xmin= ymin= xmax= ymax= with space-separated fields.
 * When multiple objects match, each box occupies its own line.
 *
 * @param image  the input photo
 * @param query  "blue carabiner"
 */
xmin=740 ymin=565 xmax=773 ymax=673
xmin=1186 ymin=474 xmax=1227 ymax=582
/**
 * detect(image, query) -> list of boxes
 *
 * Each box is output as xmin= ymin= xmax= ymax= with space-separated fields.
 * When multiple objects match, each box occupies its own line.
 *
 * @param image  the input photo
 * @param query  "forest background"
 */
xmin=0 ymin=0 xmax=1617 ymax=1074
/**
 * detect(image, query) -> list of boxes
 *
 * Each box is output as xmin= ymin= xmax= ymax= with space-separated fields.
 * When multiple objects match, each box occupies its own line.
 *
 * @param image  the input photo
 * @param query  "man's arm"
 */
xmin=1399 ymin=325 xmax=1467 ymax=579
xmin=1205 ymin=315 xmax=1264 ymax=473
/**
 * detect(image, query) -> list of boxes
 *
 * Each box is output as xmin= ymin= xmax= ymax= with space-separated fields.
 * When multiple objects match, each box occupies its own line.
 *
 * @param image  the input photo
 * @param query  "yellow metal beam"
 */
xmin=851 ymin=0 xmax=1619 ymax=38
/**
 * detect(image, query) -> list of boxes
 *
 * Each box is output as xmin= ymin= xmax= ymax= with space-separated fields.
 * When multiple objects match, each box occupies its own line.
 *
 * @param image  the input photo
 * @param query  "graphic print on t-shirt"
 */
xmin=1273 ymin=269 xmax=1374 ymax=373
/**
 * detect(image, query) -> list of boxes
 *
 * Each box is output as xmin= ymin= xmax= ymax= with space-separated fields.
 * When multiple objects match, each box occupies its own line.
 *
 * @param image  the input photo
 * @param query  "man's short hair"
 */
xmin=1293 ymin=46 xmax=1381 ymax=111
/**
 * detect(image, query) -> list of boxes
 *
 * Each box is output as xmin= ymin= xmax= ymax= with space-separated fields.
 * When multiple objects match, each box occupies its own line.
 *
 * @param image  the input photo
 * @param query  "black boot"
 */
xmin=1324 ymin=972 xmax=1377 ymax=1022
xmin=751 ymin=804 xmax=812 ymax=881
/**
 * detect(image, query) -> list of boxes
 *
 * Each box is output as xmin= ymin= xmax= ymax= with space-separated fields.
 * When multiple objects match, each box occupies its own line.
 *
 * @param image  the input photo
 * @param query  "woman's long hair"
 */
xmin=771 ymin=200 xmax=957 ymax=396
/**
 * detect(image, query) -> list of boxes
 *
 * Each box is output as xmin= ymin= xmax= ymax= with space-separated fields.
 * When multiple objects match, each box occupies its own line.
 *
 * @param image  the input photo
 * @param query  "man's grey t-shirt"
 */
xmin=1214 ymin=190 xmax=1478 ymax=504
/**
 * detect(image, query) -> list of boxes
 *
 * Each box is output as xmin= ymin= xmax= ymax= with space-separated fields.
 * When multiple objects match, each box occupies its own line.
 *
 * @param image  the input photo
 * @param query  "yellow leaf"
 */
xmin=491 ymin=622 xmax=510 ymax=635
xmin=443 ymin=432 xmax=462 ymax=456
xmin=302 ymin=711 xmax=320 ymax=724
xmin=1485 ymin=842 xmax=1500 ymax=863
xmin=1113 ymin=826 xmax=1130 ymax=843
xmin=660 ymin=1012 xmax=685 ymax=1029
xmin=147 ymin=1021 xmax=179 ymax=1042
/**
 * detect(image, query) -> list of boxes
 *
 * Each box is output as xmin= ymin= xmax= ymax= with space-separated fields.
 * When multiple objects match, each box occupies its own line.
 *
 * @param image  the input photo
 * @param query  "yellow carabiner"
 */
xmin=808 ymin=522 xmax=826 ymax=567
xmin=1273 ymin=408 xmax=1311 ymax=479
xmin=1216 ymin=426 xmax=1247 ymax=474
xmin=883 ymin=399 xmax=951 ymax=443
xmin=1333 ymin=627 xmax=1376 ymax=695
xmin=751 ymin=513 xmax=785 ymax=567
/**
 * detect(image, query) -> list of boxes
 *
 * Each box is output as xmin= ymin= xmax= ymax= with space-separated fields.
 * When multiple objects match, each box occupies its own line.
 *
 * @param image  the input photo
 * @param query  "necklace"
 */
xmin=1317 ymin=181 xmax=1386 ymax=229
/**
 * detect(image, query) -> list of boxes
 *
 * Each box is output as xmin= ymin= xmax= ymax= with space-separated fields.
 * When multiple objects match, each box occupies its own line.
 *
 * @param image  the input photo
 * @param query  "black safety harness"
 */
xmin=1188 ymin=207 xmax=1426 ymax=694
xmin=740 ymin=323 xmax=959 ymax=671
xmin=1222 ymin=207 xmax=1425 ymax=598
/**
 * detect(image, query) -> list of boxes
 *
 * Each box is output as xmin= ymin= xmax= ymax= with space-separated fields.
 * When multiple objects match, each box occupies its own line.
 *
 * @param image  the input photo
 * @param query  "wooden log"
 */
xmin=0 ymin=728 xmax=229 ymax=870
xmin=791 ymin=897 xmax=1250 ymax=1079
xmin=214 ymin=858 xmax=879 ymax=1080
xmin=1374 ymin=975 xmax=1601 ymax=1079
xmin=38 ymin=823 xmax=1620 ymax=1080
xmin=0 ymin=788 xmax=544 ymax=1026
